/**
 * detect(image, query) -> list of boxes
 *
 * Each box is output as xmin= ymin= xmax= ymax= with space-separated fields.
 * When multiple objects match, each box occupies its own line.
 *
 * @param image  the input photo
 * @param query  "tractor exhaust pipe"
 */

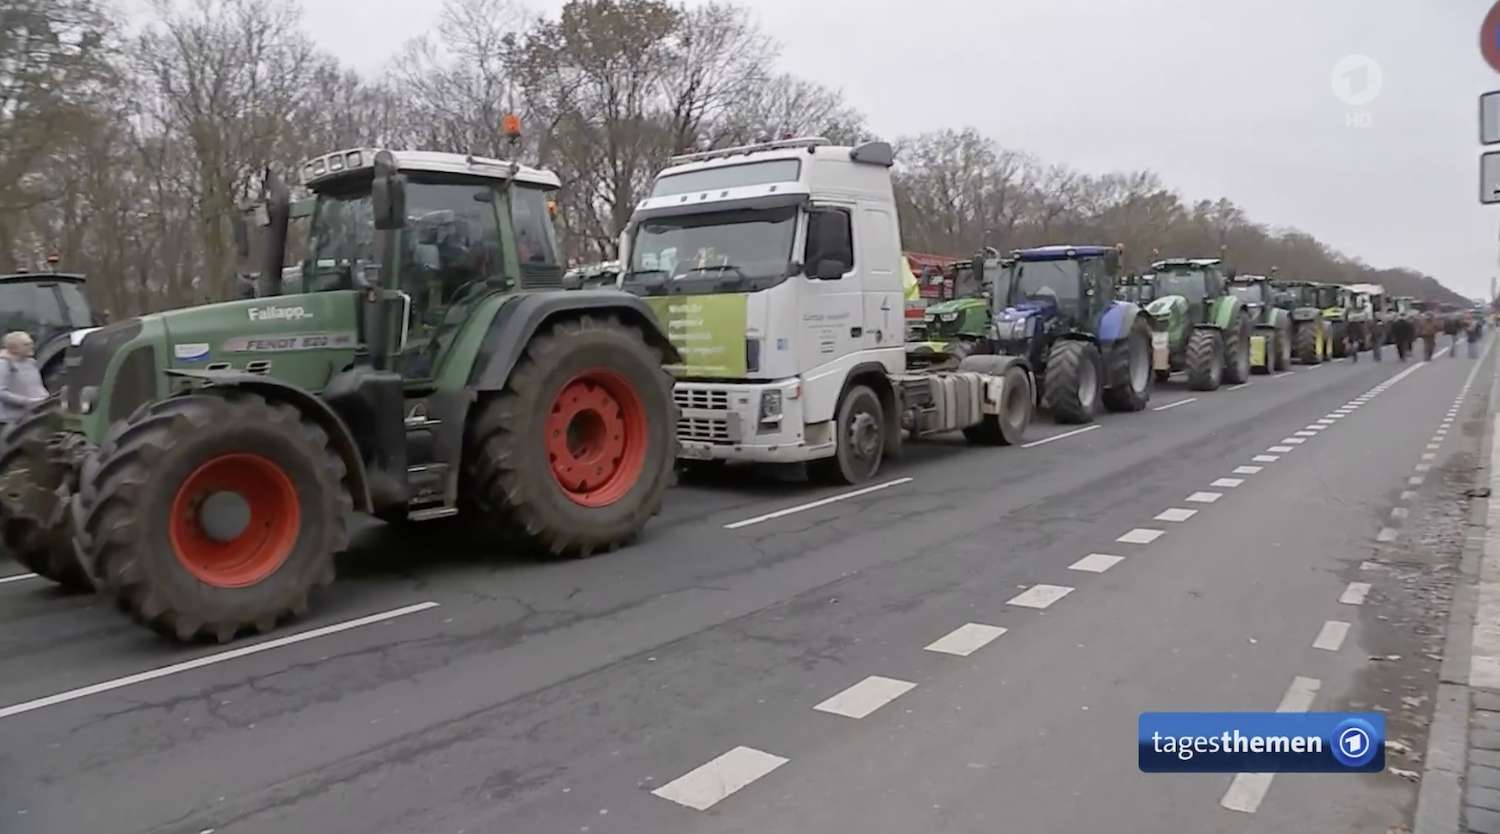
xmin=259 ymin=167 xmax=292 ymax=297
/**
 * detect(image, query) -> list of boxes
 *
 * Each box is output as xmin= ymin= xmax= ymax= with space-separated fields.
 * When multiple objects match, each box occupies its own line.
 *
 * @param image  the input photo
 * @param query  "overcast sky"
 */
xmin=294 ymin=0 xmax=1497 ymax=298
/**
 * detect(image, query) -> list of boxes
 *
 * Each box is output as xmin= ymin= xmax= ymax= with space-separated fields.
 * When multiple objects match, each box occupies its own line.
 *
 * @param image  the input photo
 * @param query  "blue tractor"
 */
xmin=984 ymin=245 xmax=1154 ymax=423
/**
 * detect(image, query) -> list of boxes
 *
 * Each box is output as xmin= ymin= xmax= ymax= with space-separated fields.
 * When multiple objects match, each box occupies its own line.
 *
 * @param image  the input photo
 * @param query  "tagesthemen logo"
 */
xmin=1138 ymin=712 xmax=1386 ymax=773
xmin=1330 ymin=54 xmax=1383 ymax=107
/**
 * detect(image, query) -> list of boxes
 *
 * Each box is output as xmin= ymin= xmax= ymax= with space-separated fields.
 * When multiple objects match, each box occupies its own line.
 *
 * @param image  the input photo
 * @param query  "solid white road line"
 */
xmin=1007 ymin=584 xmax=1075 ymax=608
xmin=814 ymin=675 xmax=917 ymax=719
xmin=1152 ymin=397 xmax=1197 ymax=412
xmin=1069 ymin=553 xmax=1124 ymax=573
xmin=0 ymin=602 xmax=441 ymax=720
xmin=1186 ymin=491 xmax=1222 ymax=503
xmin=0 ymin=572 xmax=38 ymax=585
xmin=723 ymin=478 xmax=914 ymax=529
xmin=1220 ymin=676 xmax=1321 ymax=814
xmin=1020 ymin=425 xmax=1101 ymax=448
xmin=1340 ymin=582 xmax=1372 ymax=605
xmin=1376 ymin=527 xmax=1399 ymax=543
xmin=1313 ymin=621 xmax=1350 ymax=651
xmin=1116 ymin=528 xmax=1165 ymax=545
xmin=1213 ymin=477 xmax=1246 ymax=487
xmin=925 ymin=623 xmax=1007 ymax=657
xmin=652 ymin=746 xmax=789 ymax=810
xmin=1154 ymin=508 xmax=1197 ymax=522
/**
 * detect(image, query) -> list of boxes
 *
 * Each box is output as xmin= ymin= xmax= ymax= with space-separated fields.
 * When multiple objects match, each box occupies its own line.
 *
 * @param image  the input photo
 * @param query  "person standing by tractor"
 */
xmin=1466 ymin=310 xmax=1482 ymax=358
xmin=1444 ymin=306 xmax=1462 ymax=358
xmin=1390 ymin=309 xmax=1415 ymax=361
xmin=0 ymin=331 xmax=49 ymax=425
xmin=1420 ymin=307 xmax=1440 ymax=361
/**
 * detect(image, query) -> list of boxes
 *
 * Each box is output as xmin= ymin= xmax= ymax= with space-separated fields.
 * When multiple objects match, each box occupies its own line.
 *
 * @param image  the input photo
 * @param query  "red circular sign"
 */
xmin=1483 ymin=0 xmax=1500 ymax=73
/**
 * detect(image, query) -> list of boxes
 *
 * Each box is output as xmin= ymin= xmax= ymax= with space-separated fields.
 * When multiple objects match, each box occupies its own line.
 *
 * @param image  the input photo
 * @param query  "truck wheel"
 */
xmin=1042 ymin=339 xmax=1101 ymax=424
xmin=809 ymin=384 xmax=884 ymax=485
xmin=962 ymin=365 xmax=1032 ymax=446
xmin=1185 ymin=329 xmax=1224 ymax=391
xmin=0 ymin=399 xmax=91 ymax=592
xmin=465 ymin=313 xmax=676 ymax=557
xmin=74 ymin=390 xmax=351 ymax=643
xmin=1295 ymin=324 xmax=1319 ymax=365
xmin=1102 ymin=318 xmax=1152 ymax=413
xmin=1223 ymin=317 xmax=1252 ymax=384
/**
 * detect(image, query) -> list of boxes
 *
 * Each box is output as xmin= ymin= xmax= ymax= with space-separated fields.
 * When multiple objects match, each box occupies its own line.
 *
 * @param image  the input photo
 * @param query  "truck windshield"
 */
xmin=1008 ymin=260 xmax=1081 ymax=307
xmin=624 ymin=206 xmax=797 ymax=294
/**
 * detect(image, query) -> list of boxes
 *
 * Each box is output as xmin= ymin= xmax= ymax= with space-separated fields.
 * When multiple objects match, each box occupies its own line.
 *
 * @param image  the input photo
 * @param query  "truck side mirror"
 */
xmin=815 ymin=259 xmax=847 ymax=280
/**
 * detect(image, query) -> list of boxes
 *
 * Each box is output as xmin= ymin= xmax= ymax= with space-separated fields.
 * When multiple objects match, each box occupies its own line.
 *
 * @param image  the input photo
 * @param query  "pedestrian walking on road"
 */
xmin=1445 ymin=311 xmax=1461 ymax=358
xmin=1391 ymin=315 xmax=1414 ymax=362
xmin=1421 ymin=311 xmax=1439 ymax=361
xmin=0 ymin=331 xmax=49 ymax=426
xmin=1467 ymin=312 xmax=1483 ymax=358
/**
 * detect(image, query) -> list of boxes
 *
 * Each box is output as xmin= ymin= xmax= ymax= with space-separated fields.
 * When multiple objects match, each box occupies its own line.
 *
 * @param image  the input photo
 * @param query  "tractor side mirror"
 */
xmin=1224 ymin=267 xmax=1238 ymax=279
xmin=971 ymin=255 xmax=986 ymax=287
xmin=1103 ymin=250 xmax=1121 ymax=274
xmin=230 ymin=213 xmax=250 ymax=260
xmin=372 ymin=151 xmax=407 ymax=232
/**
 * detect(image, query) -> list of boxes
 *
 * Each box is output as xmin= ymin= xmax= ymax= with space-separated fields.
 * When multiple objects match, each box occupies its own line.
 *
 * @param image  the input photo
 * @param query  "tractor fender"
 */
xmin=468 ymin=290 xmax=682 ymax=391
xmin=163 ymin=369 xmax=373 ymax=512
xmin=1097 ymin=301 xmax=1144 ymax=345
xmin=1210 ymin=296 xmax=1246 ymax=330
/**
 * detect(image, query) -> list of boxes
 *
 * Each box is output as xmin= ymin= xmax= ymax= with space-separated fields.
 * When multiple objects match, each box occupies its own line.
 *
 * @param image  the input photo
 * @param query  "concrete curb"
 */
xmin=1414 ymin=336 xmax=1496 ymax=834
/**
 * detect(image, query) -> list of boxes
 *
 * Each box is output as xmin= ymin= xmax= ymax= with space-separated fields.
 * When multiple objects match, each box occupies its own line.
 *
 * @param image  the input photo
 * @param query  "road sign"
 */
xmin=1485 ymin=92 xmax=1500 ymax=144
xmin=1484 ymin=0 xmax=1500 ymax=74
xmin=1483 ymin=151 xmax=1500 ymax=204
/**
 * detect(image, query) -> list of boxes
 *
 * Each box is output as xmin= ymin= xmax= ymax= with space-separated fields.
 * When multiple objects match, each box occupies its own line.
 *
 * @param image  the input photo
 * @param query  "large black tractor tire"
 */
xmin=1185 ymin=328 xmax=1225 ymax=391
xmin=0 ymin=397 xmax=91 ymax=592
xmin=464 ymin=313 xmax=677 ymax=557
xmin=72 ymin=389 xmax=352 ymax=643
xmin=1330 ymin=323 xmax=1348 ymax=358
xmin=1294 ymin=324 xmax=1320 ymax=365
xmin=1042 ymin=339 xmax=1102 ymax=424
xmin=1273 ymin=327 xmax=1292 ymax=371
xmin=1102 ymin=318 xmax=1152 ymax=413
xmin=1222 ymin=316 xmax=1253 ymax=385
xmin=959 ymin=360 xmax=1032 ymax=446
xmin=810 ymin=384 xmax=885 ymax=485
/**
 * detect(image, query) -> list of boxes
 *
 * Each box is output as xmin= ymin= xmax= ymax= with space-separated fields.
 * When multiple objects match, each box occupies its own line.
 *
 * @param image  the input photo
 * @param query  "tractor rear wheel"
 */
xmin=1295 ymin=324 xmax=1320 ymax=364
xmin=1223 ymin=317 xmax=1253 ymax=384
xmin=1274 ymin=329 xmax=1292 ymax=371
xmin=1042 ymin=339 xmax=1102 ymax=424
xmin=464 ymin=313 xmax=676 ymax=557
xmin=0 ymin=398 xmax=91 ymax=592
xmin=1102 ymin=318 xmax=1152 ymax=413
xmin=74 ymin=390 xmax=351 ymax=643
xmin=1185 ymin=329 xmax=1224 ymax=391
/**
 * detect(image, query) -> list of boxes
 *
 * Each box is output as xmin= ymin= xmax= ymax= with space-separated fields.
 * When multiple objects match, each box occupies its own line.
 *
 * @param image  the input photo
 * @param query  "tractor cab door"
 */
xmin=1080 ymin=255 xmax=1116 ymax=330
xmin=1201 ymin=267 xmax=1227 ymax=323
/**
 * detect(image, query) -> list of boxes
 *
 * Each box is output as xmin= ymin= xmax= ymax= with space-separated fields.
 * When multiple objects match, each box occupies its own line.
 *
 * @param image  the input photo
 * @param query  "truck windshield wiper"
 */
xmin=622 ymin=269 xmax=669 ymax=295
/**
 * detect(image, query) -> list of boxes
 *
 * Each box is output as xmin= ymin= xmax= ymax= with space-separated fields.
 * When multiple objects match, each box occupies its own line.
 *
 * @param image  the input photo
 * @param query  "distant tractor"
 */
xmin=0 ymin=268 xmax=103 ymax=391
xmin=1139 ymin=257 xmax=1254 ymax=390
xmin=1227 ymin=272 xmax=1292 ymax=373
xmin=986 ymin=244 xmax=1153 ymax=423
xmin=1271 ymin=279 xmax=1335 ymax=364
xmin=0 ymin=135 xmax=683 ymax=643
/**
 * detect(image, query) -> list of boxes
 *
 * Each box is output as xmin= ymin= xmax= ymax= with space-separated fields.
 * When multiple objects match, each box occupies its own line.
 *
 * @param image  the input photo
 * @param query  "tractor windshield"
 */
xmin=623 ymin=206 xmax=797 ymax=295
xmin=1150 ymin=268 xmax=1207 ymax=304
xmin=1008 ymin=259 xmax=1081 ymax=309
xmin=1229 ymin=284 xmax=1269 ymax=305
xmin=0 ymin=279 xmax=93 ymax=346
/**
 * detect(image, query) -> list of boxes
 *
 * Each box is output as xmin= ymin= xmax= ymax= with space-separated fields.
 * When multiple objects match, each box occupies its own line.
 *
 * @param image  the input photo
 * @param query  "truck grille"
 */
xmin=674 ymin=388 xmax=729 ymax=411
xmin=678 ymin=416 xmax=731 ymax=443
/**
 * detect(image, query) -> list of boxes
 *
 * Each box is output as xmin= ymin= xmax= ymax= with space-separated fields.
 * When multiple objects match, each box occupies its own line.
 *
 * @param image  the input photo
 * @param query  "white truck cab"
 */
xmin=619 ymin=137 xmax=1032 ymax=483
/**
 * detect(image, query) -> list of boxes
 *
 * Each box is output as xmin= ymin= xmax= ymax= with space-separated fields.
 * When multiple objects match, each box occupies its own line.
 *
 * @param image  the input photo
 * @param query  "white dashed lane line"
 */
xmin=1020 ymin=425 xmax=1100 ymax=448
xmin=1154 ymin=508 xmax=1197 ymax=522
xmin=925 ymin=623 xmax=1007 ymax=657
xmin=1116 ymin=528 xmax=1165 ymax=545
xmin=1252 ymin=455 xmax=1280 ymax=463
xmin=1391 ymin=507 xmax=1409 ymax=519
xmin=1220 ymin=676 xmax=1322 ymax=813
xmin=722 ymin=478 xmax=914 ymax=530
xmin=1213 ymin=477 xmax=1246 ymax=487
xmin=1007 ymin=584 xmax=1075 ymax=609
xmin=1313 ymin=621 xmax=1351 ymax=651
xmin=1186 ymin=491 xmax=1222 ymax=503
xmin=1267 ymin=445 xmax=1295 ymax=453
xmin=1069 ymin=553 xmax=1124 ymax=573
xmin=0 ymin=572 xmax=37 ymax=585
xmin=1152 ymin=397 xmax=1197 ymax=412
xmin=813 ymin=675 xmax=917 ymax=720
xmin=1376 ymin=527 xmax=1399 ymax=543
xmin=1339 ymin=582 xmax=1372 ymax=605
xmin=651 ymin=746 xmax=789 ymax=811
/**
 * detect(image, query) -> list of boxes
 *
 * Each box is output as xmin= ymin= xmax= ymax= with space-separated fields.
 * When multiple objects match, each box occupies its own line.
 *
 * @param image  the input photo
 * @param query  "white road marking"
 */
xmin=1273 ymin=371 xmax=1294 ymax=378
xmin=1304 ymin=425 xmax=1325 ymax=432
xmin=1220 ymin=676 xmax=1321 ymax=813
xmin=1152 ymin=397 xmax=1197 ymax=412
xmin=1070 ymin=553 xmax=1125 ymax=573
xmin=1410 ymin=476 xmax=1425 ymax=485
xmin=1231 ymin=466 xmax=1262 ymax=476
xmin=0 ymin=572 xmax=37 ymax=585
xmin=1294 ymin=431 xmax=1318 ymax=437
xmin=1154 ymin=508 xmax=1197 ymax=522
xmin=925 ymin=623 xmax=1007 ymax=657
xmin=652 ymin=746 xmax=789 ymax=810
xmin=1267 ymin=445 xmax=1295 ymax=453
xmin=1216 ymin=477 xmax=1249 ymax=487
xmin=1186 ymin=491 xmax=1222 ymax=503
xmin=1227 ymin=382 xmax=1253 ymax=391
xmin=0 ymin=602 xmax=441 ymax=720
xmin=813 ymin=675 xmax=917 ymax=719
xmin=1315 ymin=419 xmax=1335 ymax=425
xmin=1020 ymin=425 xmax=1101 ymax=448
xmin=1421 ymin=453 xmax=1435 ymax=461
xmin=1007 ymin=584 xmax=1075 ymax=608
xmin=1340 ymin=582 xmax=1372 ymax=605
xmin=1280 ymin=438 xmax=1306 ymax=445
xmin=1437 ymin=429 xmax=1448 ymax=436
xmin=1116 ymin=528 xmax=1165 ymax=545
xmin=1376 ymin=527 xmax=1399 ymax=543
xmin=1391 ymin=507 xmax=1409 ymax=519
xmin=1401 ymin=490 xmax=1418 ymax=500
xmin=1251 ymin=455 xmax=1280 ymax=463
xmin=1415 ymin=463 xmax=1432 ymax=472
xmin=1313 ymin=620 xmax=1351 ymax=651
xmin=723 ymin=478 xmax=914 ymax=529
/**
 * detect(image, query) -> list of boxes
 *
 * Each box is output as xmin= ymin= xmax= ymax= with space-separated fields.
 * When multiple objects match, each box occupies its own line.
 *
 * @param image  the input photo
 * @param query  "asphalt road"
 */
xmin=0 ymin=338 xmax=1490 ymax=834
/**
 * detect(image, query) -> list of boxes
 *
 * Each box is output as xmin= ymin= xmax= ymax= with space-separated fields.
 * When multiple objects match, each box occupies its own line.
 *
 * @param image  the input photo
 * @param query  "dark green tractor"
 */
xmin=906 ymin=251 xmax=1007 ymax=370
xmin=0 ymin=270 xmax=104 ymax=391
xmin=1226 ymin=272 xmax=1292 ymax=373
xmin=1270 ymin=278 xmax=1333 ymax=364
xmin=0 ymin=144 xmax=682 ymax=643
xmin=1140 ymin=257 xmax=1255 ymax=390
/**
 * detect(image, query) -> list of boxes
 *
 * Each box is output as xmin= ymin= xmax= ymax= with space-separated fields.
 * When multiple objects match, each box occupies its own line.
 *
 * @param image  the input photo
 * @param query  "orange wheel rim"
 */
xmin=544 ymin=369 xmax=649 ymax=507
xmin=168 ymin=453 xmax=300 ymax=588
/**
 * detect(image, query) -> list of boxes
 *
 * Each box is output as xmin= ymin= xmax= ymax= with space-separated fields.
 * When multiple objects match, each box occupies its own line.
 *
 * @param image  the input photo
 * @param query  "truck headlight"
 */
xmin=759 ymin=389 xmax=782 ymax=424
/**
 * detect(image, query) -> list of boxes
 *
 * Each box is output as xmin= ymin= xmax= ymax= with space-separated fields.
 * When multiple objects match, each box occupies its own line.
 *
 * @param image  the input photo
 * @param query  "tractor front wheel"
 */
xmin=1042 ymin=339 xmax=1102 ymax=424
xmin=1223 ymin=318 xmax=1253 ymax=384
xmin=1185 ymin=329 xmax=1224 ymax=391
xmin=1294 ymin=324 xmax=1320 ymax=365
xmin=73 ymin=390 xmax=351 ymax=643
xmin=1102 ymin=318 xmax=1152 ymax=412
xmin=0 ymin=398 xmax=91 ymax=592
xmin=464 ymin=313 xmax=676 ymax=557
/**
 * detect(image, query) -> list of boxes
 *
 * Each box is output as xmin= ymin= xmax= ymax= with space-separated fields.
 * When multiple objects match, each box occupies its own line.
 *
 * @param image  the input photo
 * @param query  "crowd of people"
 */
xmin=1357 ymin=308 xmax=1486 ymax=363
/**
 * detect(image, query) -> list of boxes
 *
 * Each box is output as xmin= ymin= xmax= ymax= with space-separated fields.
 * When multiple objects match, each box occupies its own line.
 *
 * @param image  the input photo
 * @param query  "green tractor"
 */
xmin=1139 ymin=257 xmax=1255 ymax=390
xmin=0 ymin=145 xmax=682 ymax=642
xmin=907 ymin=250 xmax=1004 ymax=369
xmin=0 ymin=268 xmax=104 ymax=391
xmin=1226 ymin=271 xmax=1292 ymax=373
xmin=1271 ymin=279 xmax=1335 ymax=364
xmin=1321 ymin=285 xmax=1358 ymax=357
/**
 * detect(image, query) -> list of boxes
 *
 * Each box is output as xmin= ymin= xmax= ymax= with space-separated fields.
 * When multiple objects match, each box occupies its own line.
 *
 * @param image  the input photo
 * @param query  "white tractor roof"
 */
xmin=302 ymin=148 xmax=561 ymax=190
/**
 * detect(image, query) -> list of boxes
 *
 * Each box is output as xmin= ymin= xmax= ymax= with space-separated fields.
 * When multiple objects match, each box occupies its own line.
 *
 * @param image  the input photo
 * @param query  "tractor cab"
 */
xmin=990 ymin=244 xmax=1122 ymax=363
xmin=1227 ymin=273 xmax=1275 ymax=315
xmin=1116 ymin=273 xmax=1156 ymax=304
xmin=1144 ymin=257 xmax=1229 ymax=325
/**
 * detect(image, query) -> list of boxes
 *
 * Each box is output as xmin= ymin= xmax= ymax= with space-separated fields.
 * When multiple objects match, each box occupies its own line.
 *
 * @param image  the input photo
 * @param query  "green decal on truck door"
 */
xmin=643 ymin=294 xmax=749 ymax=377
